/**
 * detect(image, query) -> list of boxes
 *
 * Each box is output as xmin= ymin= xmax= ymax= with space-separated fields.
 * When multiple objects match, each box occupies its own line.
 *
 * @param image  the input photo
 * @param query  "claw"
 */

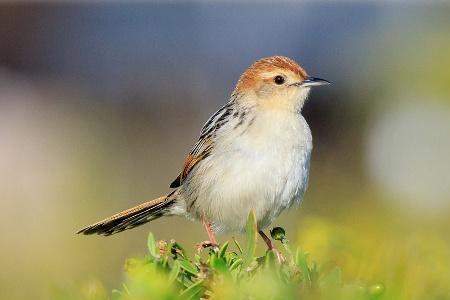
xmin=195 ymin=241 xmax=219 ymax=254
xmin=271 ymin=248 xmax=286 ymax=264
xmin=259 ymin=230 xmax=286 ymax=264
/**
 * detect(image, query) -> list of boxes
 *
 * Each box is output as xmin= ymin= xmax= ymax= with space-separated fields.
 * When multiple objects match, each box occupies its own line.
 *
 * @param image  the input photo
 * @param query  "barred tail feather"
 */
xmin=77 ymin=191 xmax=177 ymax=236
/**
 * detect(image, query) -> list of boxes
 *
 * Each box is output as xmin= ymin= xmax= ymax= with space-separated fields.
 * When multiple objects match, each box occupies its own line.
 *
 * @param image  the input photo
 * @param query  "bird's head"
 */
xmin=234 ymin=56 xmax=329 ymax=111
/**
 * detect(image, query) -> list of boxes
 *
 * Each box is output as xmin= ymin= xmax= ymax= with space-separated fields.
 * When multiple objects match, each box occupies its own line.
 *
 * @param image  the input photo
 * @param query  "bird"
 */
xmin=78 ymin=56 xmax=329 ymax=257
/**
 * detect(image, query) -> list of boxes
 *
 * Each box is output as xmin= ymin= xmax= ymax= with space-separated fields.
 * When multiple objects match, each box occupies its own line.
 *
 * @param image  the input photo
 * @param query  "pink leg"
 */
xmin=259 ymin=230 xmax=275 ymax=249
xmin=259 ymin=230 xmax=285 ymax=263
xmin=201 ymin=217 xmax=218 ymax=246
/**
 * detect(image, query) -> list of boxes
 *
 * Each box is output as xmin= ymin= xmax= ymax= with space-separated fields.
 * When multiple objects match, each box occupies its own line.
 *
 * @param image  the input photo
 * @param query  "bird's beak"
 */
xmin=298 ymin=77 xmax=330 ymax=87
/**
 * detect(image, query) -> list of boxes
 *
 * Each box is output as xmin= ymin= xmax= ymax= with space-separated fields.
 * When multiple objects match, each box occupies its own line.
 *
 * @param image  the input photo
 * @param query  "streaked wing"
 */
xmin=170 ymin=102 xmax=234 ymax=188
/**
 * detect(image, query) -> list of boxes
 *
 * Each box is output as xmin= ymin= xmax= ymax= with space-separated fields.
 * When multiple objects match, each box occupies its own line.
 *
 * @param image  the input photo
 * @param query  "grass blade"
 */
xmin=177 ymin=258 xmax=198 ymax=276
xmin=168 ymin=260 xmax=181 ymax=284
xmin=243 ymin=210 xmax=257 ymax=268
xmin=218 ymin=241 xmax=229 ymax=258
xmin=233 ymin=237 xmax=243 ymax=254
xmin=147 ymin=232 xmax=157 ymax=258
xmin=179 ymin=279 xmax=204 ymax=300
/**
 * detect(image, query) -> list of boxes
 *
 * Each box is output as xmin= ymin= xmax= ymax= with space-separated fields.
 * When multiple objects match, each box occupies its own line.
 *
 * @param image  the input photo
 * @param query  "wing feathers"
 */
xmin=170 ymin=102 xmax=234 ymax=188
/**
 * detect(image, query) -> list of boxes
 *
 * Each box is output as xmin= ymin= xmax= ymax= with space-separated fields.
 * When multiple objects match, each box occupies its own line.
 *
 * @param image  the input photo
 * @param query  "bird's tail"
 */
xmin=77 ymin=191 xmax=178 ymax=236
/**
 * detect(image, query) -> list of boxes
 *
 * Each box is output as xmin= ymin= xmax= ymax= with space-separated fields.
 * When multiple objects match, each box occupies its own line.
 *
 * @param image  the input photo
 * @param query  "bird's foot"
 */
xmin=270 ymin=247 xmax=286 ymax=264
xmin=259 ymin=229 xmax=286 ymax=264
xmin=195 ymin=241 xmax=219 ymax=254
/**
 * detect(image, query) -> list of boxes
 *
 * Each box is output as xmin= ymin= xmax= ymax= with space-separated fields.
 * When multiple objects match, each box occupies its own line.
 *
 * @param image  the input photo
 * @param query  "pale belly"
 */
xmin=179 ymin=113 xmax=312 ymax=233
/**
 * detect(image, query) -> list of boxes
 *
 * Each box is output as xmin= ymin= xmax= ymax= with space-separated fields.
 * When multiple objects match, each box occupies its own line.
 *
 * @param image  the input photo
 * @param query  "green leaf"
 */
xmin=147 ymin=232 xmax=157 ymax=258
xmin=232 ymin=237 xmax=243 ymax=254
xmin=179 ymin=279 xmax=204 ymax=300
xmin=218 ymin=241 xmax=229 ymax=258
xmin=168 ymin=261 xmax=181 ymax=284
xmin=210 ymin=254 xmax=228 ymax=273
xmin=122 ymin=284 xmax=131 ymax=296
xmin=178 ymin=276 xmax=195 ymax=288
xmin=111 ymin=289 xmax=122 ymax=296
xmin=177 ymin=258 xmax=198 ymax=276
xmin=170 ymin=241 xmax=186 ymax=259
xmin=229 ymin=258 xmax=243 ymax=271
xmin=264 ymin=250 xmax=276 ymax=269
xmin=310 ymin=262 xmax=320 ymax=286
xmin=161 ymin=256 xmax=169 ymax=269
xmin=225 ymin=251 xmax=238 ymax=262
xmin=243 ymin=210 xmax=257 ymax=268
xmin=295 ymin=248 xmax=310 ymax=282
xmin=194 ymin=254 xmax=201 ymax=263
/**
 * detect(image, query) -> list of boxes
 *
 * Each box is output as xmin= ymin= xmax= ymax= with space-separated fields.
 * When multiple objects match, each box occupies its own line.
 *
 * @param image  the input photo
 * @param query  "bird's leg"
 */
xmin=202 ymin=217 xmax=218 ymax=245
xmin=259 ymin=230 xmax=285 ymax=263
xmin=196 ymin=216 xmax=219 ymax=253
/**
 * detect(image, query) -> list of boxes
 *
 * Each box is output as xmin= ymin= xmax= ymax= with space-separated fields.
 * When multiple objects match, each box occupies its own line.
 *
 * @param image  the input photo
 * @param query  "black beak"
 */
xmin=300 ymin=77 xmax=330 ymax=87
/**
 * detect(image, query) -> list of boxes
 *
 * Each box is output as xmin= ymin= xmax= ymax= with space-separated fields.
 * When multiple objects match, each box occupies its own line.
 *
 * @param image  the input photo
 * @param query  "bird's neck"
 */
xmin=232 ymin=89 xmax=310 ymax=114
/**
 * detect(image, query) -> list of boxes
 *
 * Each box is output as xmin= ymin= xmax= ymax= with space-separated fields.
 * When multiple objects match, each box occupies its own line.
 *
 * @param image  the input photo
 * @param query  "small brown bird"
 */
xmin=78 ymin=56 xmax=329 ymax=257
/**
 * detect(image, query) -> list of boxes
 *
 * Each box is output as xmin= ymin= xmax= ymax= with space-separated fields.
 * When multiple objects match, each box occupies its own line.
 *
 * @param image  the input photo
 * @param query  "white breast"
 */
xmin=180 ymin=110 xmax=312 ymax=233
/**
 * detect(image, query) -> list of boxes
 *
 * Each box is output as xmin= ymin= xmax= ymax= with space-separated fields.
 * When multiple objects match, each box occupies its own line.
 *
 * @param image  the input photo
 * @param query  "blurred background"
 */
xmin=1 ymin=2 xmax=449 ymax=300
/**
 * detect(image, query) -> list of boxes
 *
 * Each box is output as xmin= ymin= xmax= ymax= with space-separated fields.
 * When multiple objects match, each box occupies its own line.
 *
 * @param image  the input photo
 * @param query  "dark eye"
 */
xmin=274 ymin=75 xmax=285 ymax=85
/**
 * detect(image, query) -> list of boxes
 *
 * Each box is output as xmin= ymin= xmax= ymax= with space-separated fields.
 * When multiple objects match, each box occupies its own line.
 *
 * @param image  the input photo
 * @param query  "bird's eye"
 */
xmin=274 ymin=75 xmax=285 ymax=85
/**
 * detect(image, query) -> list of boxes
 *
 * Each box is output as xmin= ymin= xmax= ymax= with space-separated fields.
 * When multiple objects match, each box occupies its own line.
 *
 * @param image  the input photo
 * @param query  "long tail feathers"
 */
xmin=77 ymin=191 xmax=177 ymax=236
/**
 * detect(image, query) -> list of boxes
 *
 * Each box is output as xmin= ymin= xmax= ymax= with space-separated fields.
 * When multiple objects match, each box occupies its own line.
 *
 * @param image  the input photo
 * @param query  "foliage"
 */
xmin=62 ymin=211 xmax=385 ymax=300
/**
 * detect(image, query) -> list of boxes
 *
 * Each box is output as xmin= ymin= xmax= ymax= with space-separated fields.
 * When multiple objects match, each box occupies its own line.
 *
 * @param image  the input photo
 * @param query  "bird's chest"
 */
xmin=206 ymin=112 xmax=312 ymax=229
xmin=223 ymin=112 xmax=311 ymax=194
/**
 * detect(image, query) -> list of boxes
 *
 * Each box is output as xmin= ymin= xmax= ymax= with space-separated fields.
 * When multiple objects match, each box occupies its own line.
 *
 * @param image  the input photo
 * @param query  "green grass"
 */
xmin=60 ymin=211 xmax=385 ymax=300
